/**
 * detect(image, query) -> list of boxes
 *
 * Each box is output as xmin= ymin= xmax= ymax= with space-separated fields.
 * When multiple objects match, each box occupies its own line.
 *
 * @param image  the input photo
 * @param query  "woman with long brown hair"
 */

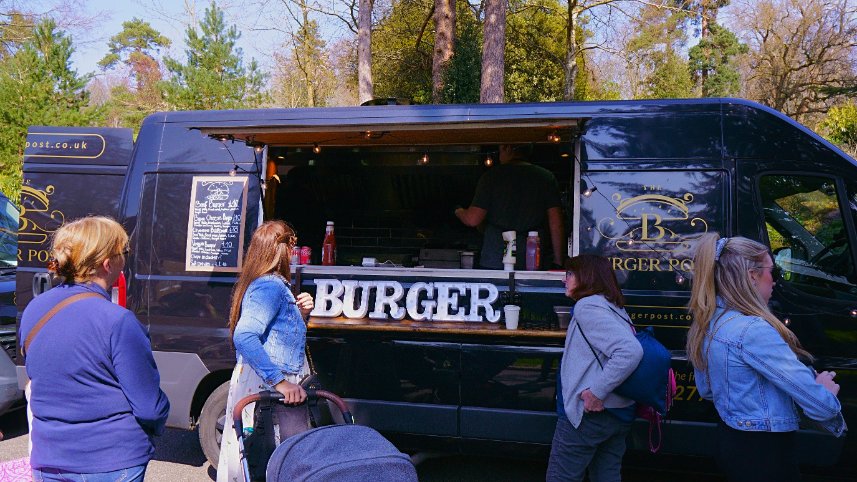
xmin=687 ymin=233 xmax=844 ymax=481
xmin=547 ymin=255 xmax=642 ymax=482
xmin=217 ymin=221 xmax=314 ymax=482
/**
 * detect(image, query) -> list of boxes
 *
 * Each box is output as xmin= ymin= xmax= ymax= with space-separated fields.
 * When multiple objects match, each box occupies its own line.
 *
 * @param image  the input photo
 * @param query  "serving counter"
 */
xmin=298 ymin=265 xmax=569 ymax=339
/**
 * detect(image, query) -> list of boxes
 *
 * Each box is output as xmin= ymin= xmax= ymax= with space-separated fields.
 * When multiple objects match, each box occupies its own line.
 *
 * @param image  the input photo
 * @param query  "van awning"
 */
xmin=194 ymin=118 xmax=586 ymax=147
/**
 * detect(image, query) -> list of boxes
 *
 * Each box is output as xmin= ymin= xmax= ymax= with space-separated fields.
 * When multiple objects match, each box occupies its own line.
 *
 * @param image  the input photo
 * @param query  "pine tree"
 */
xmin=0 ymin=19 xmax=100 ymax=202
xmin=688 ymin=22 xmax=747 ymax=97
xmin=162 ymin=1 xmax=267 ymax=110
xmin=98 ymin=18 xmax=171 ymax=130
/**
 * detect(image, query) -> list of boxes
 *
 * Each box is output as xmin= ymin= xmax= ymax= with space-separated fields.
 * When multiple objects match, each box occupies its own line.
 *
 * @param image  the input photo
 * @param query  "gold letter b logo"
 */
xmin=641 ymin=213 xmax=666 ymax=241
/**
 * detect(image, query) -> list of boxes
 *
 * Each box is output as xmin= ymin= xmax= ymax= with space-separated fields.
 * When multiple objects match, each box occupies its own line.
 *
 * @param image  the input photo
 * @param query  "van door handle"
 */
xmin=32 ymin=272 xmax=52 ymax=296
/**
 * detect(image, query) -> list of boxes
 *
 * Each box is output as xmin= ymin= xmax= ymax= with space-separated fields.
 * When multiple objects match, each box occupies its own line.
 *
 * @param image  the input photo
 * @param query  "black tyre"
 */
xmin=198 ymin=381 xmax=230 ymax=467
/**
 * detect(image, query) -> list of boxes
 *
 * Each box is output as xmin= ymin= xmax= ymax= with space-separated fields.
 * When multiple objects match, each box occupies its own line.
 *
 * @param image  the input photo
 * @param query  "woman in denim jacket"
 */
xmin=217 ymin=221 xmax=315 ymax=482
xmin=688 ymin=233 xmax=845 ymax=482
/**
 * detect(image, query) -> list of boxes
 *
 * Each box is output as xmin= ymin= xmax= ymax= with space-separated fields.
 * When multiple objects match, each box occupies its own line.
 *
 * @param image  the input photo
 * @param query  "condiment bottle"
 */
xmin=525 ymin=231 xmax=540 ymax=271
xmin=321 ymin=221 xmax=336 ymax=266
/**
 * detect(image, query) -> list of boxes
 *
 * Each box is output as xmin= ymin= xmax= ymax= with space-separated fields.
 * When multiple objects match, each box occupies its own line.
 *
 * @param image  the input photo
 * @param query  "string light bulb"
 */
xmin=850 ymin=309 xmax=857 ymax=318
xmin=313 ymin=143 xmax=321 ymax=154
xmin=364 ymin=130 xmax=373 ymax=139
xmin=418 ymin=153 xmax=430 ymax=165
xmin=676 ymin=273 xmax=686 ymax=285
xmin=229 ymin=165 xmax=238 ymax=176
xmin=547 ymin=132 xmax=561 ymax=143
xmin=254 ymin=144 xmax=264 ymax=153
xmin=485 ymin=155 xmax=494 ymax=167
xmin=583 ymin=186 xmax=597 ymax=197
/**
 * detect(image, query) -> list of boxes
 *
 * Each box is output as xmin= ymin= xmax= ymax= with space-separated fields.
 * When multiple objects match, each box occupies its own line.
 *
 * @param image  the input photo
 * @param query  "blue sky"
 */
xmin=67 ymin=0 xmax=287 ymax=78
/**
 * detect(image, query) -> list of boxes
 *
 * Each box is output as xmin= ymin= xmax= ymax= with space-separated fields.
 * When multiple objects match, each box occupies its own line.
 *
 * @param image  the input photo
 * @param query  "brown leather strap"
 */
xmin=22 ymin=292 xmax=101 ymax=357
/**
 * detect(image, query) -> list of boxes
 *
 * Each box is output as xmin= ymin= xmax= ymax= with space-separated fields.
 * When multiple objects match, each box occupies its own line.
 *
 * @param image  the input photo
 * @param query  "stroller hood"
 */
xmin=266 ymin=424 xmax=418 ymax=481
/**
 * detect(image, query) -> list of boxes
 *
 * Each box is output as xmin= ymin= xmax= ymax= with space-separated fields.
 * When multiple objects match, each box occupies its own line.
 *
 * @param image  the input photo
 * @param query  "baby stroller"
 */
xmin=232 ymin=388 xmax=418 ymax=482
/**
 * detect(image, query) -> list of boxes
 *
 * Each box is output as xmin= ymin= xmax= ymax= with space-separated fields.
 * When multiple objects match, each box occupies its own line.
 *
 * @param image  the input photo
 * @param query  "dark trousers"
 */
xmin=546 ymin=412 xmax=631 ymax=482
xmin=716 ymin=422 xmax=799 ymax=482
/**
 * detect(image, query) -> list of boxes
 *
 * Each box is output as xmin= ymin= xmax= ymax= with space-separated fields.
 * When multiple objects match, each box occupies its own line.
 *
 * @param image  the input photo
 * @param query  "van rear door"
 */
xmin=16 ymin=126 xmax=133 ymax=353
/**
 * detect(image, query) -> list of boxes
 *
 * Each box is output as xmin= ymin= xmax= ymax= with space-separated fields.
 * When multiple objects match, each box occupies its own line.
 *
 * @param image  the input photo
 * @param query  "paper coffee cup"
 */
xmin=503 ymin=305 xmax=520 ymax=330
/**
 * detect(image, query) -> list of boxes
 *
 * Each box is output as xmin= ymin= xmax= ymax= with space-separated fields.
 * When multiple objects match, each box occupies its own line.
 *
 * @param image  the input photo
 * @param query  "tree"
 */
xmin=162 ymin=1 xmax=267 ymax=110
xmin=480 ymin=0 xmax=506 ymax=102
xmin=358 ymin=0 xmax=374 ymax=103
xmin=626 ymin=2 xmax=693 ymax=99
xmin=97 ymin=18 xmax=170 ymax=129
xmin=733 ymin=0 xmax=857 ymax=123
xmin=271 ymin=0 xmax=336 ymax=107
xmin=821 ymin=103 xmax=857 ymax=158
xmin=688 ymin=21 xmax=746 ymax=96
xmin=0 ymin=19 xmax=100 ymax=202
xmin=432 ymin=0 xmax=455 ymax=102
xmin=371 ymin=0 xmax=434 ymax=103
xmin=505 ymin=0 xmax=566 ymax=102
xmin=441 ymin=10 xmax=480 ymax=103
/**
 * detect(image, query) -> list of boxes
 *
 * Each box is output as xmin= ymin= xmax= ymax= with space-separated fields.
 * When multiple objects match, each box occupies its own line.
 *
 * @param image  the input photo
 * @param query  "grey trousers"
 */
xmin=546 ymin=412 xmax=631 ymax=482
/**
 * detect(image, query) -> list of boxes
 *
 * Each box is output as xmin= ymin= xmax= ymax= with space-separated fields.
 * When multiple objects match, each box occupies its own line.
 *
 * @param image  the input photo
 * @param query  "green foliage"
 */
xmin=273 ymin=9 xmax=335 ymax=108
xmin=98 ymin=18 xmax=171 ymax=71
xmin=441 ymin=13 xmax=481 ymax=104
xmin=820 ymin=103 xmax=857 ymax=157
xmin=504 ymin=0 xmax=565 ymax=102
xmin=373 ymin=0 xmax=569 ymax=104
xmin=0 ymin=19 xmax=101 ymax=203
xmin=97 ymin=18 xmax=171 ymax=132
xmin=0 ymin=11 xmax=35 ymax=58
xmin=628 ymin=3 xmax=693 ymax=99
xmin=643 ymin=51 xmax=694 ymax=99
xmin=372 ymin=0 xmax=434 ymax=103
xmin=162 ymin=1 xmax=267 ymax=110
xmin=688 ymin=22 xmax=746 ymax=97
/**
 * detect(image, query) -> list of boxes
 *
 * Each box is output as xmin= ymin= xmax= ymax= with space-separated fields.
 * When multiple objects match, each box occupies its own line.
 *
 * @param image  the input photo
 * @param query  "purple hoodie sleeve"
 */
xmin=111 ymin=312 xmax=170 ymax=436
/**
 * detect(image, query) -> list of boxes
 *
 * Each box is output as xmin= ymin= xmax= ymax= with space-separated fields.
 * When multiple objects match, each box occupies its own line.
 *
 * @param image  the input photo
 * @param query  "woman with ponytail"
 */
xmin=688 ymin=233 xmax=845 ymax=481
xmin=20 ymin=216 xmax=169 ymax=481
xmin=217 ymin=221 xmax=315 ymax=482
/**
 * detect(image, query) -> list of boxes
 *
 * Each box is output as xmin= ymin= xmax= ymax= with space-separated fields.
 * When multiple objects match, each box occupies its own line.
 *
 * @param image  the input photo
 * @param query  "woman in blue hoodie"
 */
xmin=20 ymin=216 xmax=169 ymax=481
xmin=688 ymin=234 xmax=845 ymax=481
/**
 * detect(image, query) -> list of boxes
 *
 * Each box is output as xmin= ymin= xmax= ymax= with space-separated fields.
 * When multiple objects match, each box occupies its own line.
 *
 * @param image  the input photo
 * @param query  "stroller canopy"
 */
xmin=266 ymin=424 xmax=418 ymax=482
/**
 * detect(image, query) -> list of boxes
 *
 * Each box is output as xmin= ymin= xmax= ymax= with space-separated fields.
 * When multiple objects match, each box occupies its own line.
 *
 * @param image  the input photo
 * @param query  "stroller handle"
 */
xmin=232 ymin=389 xmax=355 ymax=430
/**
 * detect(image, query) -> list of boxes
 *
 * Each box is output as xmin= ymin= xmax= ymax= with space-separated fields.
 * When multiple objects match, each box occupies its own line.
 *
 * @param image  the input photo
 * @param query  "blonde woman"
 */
xmin=688 ymin=233 xmax=845 ymax=482
xmin=19 ymin=216 xmax=169 ymax=481
xmin=217 ymin=221 xmax=314 ymax=482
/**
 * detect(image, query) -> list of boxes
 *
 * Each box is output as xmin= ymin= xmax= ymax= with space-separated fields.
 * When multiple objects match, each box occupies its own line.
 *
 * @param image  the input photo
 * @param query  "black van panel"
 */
xmin=17 ymin=100 xmax=857 ymax=474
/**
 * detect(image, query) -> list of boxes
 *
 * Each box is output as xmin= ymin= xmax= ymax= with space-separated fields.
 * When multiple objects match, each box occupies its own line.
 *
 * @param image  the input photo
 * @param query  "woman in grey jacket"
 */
xmin=547 ymin=255 xmax=643 ymax=482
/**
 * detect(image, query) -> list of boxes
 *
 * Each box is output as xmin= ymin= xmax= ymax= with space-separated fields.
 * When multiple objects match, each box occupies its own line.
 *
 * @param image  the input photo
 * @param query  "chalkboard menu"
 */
xmin=185 ymin=175 xmax=249 ymax=272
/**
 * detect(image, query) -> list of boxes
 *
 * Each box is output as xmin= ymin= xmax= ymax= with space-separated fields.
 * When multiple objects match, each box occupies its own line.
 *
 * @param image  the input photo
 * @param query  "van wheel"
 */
xmin=199 ymin=381 xmax=230 ymax=467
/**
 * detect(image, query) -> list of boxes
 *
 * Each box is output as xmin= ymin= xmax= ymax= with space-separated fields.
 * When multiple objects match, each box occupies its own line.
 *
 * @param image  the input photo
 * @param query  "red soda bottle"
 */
xmin=322 ymin=221 xmax=336 ymax=266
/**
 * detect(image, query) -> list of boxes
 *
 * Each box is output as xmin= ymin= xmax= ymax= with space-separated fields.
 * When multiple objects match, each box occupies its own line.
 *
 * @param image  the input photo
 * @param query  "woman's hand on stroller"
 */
xmin=274 ymin=379 xmax=307 ymax=404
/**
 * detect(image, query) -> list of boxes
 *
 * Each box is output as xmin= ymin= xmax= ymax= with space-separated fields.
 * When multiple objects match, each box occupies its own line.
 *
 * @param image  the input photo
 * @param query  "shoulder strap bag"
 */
xmin=573 ymin=305 xmax=676 ymax=453
xmin=22 ymin=292 xmax=101 ymax=358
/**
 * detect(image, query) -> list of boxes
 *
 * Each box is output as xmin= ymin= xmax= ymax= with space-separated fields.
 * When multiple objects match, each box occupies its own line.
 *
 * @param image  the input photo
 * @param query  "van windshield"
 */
xmin=0 ymin=195 xmax=17 ymax=270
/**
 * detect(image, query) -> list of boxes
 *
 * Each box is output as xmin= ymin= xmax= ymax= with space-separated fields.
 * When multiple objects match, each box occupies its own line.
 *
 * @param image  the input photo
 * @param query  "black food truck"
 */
xmin=14 ymin=99 xmax=856 ymax=474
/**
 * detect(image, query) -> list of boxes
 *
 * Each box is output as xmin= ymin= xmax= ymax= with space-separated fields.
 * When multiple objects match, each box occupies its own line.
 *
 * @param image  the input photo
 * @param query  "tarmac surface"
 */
xmin=1 ymin=407 xmax=850 ymax=481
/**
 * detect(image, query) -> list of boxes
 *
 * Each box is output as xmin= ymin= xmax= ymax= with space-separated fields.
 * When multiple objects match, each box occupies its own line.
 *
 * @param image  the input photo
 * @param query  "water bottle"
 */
xmin=525 ymin=231 xmax=540 ymax=271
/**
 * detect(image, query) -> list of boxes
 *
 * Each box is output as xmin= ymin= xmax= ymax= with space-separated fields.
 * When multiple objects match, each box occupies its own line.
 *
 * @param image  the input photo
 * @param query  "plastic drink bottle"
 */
xmin=322 ymin=221 xmax=336 ymax=266
xmin=525 ymin=231 xmax=540 ymax=271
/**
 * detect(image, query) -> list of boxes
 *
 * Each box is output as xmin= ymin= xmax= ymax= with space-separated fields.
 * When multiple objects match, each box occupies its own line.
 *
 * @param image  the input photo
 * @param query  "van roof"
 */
xmin=144 ymin=98 xmax=855 ymax=163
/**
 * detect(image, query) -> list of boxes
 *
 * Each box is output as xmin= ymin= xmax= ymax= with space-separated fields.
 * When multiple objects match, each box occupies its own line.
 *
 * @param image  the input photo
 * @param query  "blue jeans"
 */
xmin=32 ymin=464 xmax=147 ymax=482
xmin=546 ymin=412 xmax=630 ymax=482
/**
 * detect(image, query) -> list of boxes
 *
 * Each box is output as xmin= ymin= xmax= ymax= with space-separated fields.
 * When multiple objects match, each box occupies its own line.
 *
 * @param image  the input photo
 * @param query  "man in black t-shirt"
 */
xmin=455 ymin=144 xmax=565 ymax=269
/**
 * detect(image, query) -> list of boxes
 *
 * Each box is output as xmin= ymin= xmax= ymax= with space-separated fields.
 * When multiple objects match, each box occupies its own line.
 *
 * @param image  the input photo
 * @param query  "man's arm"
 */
xmin=455 ymin=206 xmax=487 ymax=228
xmin=547 ymin=206 xmax=565 ymax=266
